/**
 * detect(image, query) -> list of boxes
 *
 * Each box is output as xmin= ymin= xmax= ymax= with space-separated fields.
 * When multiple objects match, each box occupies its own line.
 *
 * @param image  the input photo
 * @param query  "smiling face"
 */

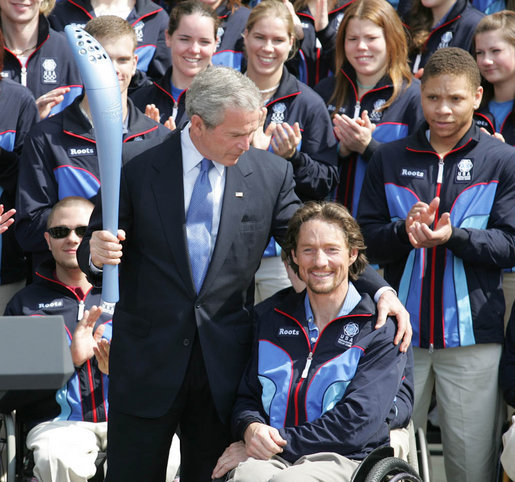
xmin=421 ymin=73 xmax=483 ymax=153
xmin=344 ymin=17 xmax=387 ymax=87
xmin=475 ymin=29 xmax=515 ymax=90
xmin=292 ymin=219 xmax=357 ymax=298
xmin=44 ymin=204 xmax=93 ymax=271
xmin=167 ymin=12 xmax=217 ymax=90
xmin=244 ymin=15 xmax=293 ymax=83
xmin=189 ymin=107 xmax=261 ymax=166
xmin=0 ymin=0 xmax=41 ymax=25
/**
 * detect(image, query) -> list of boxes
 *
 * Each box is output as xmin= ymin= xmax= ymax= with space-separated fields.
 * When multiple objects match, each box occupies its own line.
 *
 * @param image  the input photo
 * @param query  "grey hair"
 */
xmin=186 ymin=66 xmax=261 ymax=128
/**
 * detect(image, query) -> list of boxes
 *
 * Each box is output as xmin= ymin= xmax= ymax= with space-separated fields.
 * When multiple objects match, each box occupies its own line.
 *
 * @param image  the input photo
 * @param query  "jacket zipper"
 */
xmin=21 ymin=66 xmax=27 ymax=86
xmin=429 ymin=156 xmax=444 ymax=353
xmin=293 ymin=351 xmax=313 ymax=425
xmin=78 ymin=299 xmax=85 ymax=320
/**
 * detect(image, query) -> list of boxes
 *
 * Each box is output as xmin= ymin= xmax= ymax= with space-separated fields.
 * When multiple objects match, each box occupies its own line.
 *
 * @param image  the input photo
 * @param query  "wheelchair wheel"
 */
xmin=365 ymin=456 xmax=423 ymax=482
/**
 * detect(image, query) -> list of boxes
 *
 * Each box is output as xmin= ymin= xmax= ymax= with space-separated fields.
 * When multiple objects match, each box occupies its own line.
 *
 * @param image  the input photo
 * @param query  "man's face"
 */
xmin=292 ymin=219 xmax=357 ymax=297
xmin=98 ymin=35 xmax=138 ymax=96
xmin=44 ymin=205 xmax=93 ymax=271
xmin=421 ymin=74 xmax=482 ymax=150
xmin=189 ymin=108 xmax=261 ymax=166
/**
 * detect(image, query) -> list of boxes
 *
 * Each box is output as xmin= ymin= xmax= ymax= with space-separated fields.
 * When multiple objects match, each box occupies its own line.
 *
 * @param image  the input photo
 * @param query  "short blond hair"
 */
xmin=85 ymin=15 xmax=137 ymax=52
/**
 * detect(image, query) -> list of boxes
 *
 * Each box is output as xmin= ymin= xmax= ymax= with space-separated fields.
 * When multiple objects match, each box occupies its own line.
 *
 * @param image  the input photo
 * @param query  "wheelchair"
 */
xmin=0 ymin=410 xmax=107 ymax=482
xmin=0 ymin=315 xmax=98 ymax=482
xmin=212 ymin=422 xmax=431 ymax=482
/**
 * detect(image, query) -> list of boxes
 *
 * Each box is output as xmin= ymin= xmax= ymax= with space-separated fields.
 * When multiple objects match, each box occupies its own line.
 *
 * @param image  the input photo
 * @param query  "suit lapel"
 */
xmin=151 ymin=132 xmax=195 ymax=294
xmin=200 ymin=155 xmax=253 ymax=294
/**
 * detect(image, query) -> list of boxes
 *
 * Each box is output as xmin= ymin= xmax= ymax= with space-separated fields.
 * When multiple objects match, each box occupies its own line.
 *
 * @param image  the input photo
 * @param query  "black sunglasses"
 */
xmin=47 ymin=226 xmax=88 ymax=239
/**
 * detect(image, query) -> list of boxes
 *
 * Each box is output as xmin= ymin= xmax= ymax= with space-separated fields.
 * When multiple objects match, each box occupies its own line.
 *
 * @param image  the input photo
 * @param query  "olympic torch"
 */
xmin=65 ymin=26 xmax=122 ymax=315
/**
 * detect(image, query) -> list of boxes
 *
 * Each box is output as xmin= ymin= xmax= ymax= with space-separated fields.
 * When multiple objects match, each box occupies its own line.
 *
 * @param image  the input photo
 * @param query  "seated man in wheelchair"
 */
xmin=4 ymin=197 xmax=112 ymax=482
xmin=212 ymin=202 xmax=413 ymax=481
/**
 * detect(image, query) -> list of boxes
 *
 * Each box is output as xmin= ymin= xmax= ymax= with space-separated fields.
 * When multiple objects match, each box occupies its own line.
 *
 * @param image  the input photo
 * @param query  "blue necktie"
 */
xmin=187 ymin=158 xmax=214 ymax=293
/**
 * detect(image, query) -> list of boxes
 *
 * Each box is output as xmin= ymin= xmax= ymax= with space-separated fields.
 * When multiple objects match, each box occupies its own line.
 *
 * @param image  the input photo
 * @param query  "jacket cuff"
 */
xmin=234 ymin=416 xmax=266 ymax=442
xmin=395 ymin=220 xmax=411 ymax=245
xmin=287 ymin=149 xmax=304 ymax=169
xmin=443 ymin=226 xmax=465 ymax=250
xmin=317 ymin=25 xmax=336 ymax=46
xmin=363 ymin=138 xmax=380 ymax=161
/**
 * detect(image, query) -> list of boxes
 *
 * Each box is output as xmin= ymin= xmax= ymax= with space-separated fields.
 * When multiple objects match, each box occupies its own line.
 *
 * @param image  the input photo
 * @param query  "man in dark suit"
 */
xmin=77 ymin=66 xmax=410 ymax=482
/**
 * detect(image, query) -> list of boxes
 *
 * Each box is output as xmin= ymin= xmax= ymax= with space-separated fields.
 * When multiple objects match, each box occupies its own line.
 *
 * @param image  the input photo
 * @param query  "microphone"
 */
xmin=65 ymin=26 xmax=122 ymax=315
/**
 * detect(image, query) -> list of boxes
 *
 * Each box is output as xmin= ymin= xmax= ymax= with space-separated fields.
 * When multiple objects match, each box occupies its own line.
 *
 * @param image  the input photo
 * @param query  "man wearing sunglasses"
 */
xmin=4 ymin=196 xmax=113 ymax=482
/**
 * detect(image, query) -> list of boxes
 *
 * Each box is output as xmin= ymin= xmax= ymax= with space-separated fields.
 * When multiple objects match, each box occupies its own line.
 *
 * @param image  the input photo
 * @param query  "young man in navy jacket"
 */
xmin=15 ymin=16 xmax=169 ymax=271
xmin=357 ymin=47 xmax=515 ymax=482
xmin=212 ymin=201 xmax=411 ymax=481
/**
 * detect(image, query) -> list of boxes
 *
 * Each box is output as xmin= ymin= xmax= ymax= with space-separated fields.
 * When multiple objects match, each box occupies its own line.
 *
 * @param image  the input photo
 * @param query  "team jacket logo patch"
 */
xmin=68 ymin=147 xmax=96 ymax=156
xmin=277 ymin=327 xmax=300 ymax=337
xmin=38 ymin=299 xmax=64 ymax=309
xmin=334 ymin=12 xmax=344 ymax=31
xmin=369 ymin=99 xmax=386 ymax=122
xmin=400 ymin=167 xmax=426 ymax=179
xmin=438 ymin=31 xmax=453 ymax=50
xmin=337 ymin=322 xmax=359 ymax=348
xmin=216 ymin=27 xmax=225 ymax=49
xmin=41 ymin=58 xmax=58 ymax=84
xmin=134 ymin=22 xmax=145 ymax=42
xmin=271 ymin=103 xmax=287 ymax=123
xmin=456 ymin=159 xmax=473 ymax=182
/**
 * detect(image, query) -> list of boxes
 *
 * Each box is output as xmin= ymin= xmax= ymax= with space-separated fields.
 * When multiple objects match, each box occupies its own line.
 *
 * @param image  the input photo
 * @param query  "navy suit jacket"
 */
xmin=78 ymin=129 xmax=301 ymax=422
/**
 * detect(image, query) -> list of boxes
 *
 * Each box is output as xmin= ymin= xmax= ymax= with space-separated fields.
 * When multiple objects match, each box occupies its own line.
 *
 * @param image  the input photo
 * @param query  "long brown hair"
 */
xmin=407 ymin=0 xmax=434 ymax=57
xmin=329 ymin=0 xmax=411 ymax=114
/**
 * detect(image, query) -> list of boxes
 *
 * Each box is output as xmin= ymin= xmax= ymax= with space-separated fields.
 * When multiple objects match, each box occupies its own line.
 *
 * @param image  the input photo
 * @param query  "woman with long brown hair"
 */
xmin=406 ymin=0 xmax=484 ymax=75
xmin=315 ymin=0 xmax=423 ymax=215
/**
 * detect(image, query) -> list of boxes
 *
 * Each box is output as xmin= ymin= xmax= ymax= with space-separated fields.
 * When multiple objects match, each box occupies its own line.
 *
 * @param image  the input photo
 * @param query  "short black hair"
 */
xmin=421 ymin=47 xmax=481 ymax=91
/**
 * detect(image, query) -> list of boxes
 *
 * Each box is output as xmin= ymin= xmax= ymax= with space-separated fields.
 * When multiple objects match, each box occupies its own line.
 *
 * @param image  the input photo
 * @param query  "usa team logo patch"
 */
xmin=133 ymin=22 xmax=144 ymax=42
xmin=337 ymin=322 xmax=359 ymax=348
xmin=456 ymin=159 xmax=473 ymax=183
xmin=41 ymin=58 xmax=58 ymax=84
xmin=438 ymin=31 xmax=453 ymax=49
xmin=369 ymin=99 xmax=386 ymax=122
xmin=271 ymin=103 xmax=286 ymax=124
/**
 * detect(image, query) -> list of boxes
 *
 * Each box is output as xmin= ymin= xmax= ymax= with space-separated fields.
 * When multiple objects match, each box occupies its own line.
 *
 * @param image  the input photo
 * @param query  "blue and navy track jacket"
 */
xmin=1 ymin=16 xmax=83 ymax=116
xmin=406 ymin=0 xmax=484 ymax=72
xmin=357 ymin=123 xmax=515 ymax=350
xmin=211 ymin=3 xmax=250 ymax=71
xmin=263 ymin=66 xmax=338 ymax=201
xmin=4 ymin=260 xmax=112 ymax=423
xmin=288 ymin=0 xmax=353 ymax=87
xmin=315 ymin=69 xmax=424 ymax=216
xmin=15 ymin=95 xmax=170 ymax=257
xmin=0 ymin=79 xmax=38 ymax=284
xmin=232 ymin=288 xmax=410 ymax=462
xmin=474 ymin=106 xmax=515 ymax=147
xmin=129 ymin=65 xmax=188 ymax=128
xmin=49 ymin=0 xmax=171 ymax=80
